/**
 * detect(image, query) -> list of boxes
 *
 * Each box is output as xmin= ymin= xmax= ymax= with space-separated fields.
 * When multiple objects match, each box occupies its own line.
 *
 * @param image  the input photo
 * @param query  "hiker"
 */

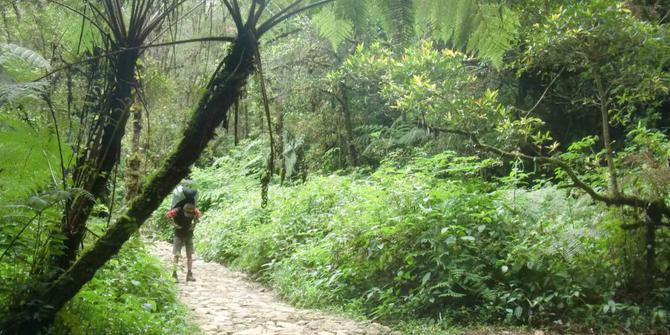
xmin=166 ymin=184 xmax=201 ymax=282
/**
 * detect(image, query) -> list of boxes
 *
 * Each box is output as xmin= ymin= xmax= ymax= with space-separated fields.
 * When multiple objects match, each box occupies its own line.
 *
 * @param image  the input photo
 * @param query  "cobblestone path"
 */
xmin=150 ymin=241 xmax=400 ymax=335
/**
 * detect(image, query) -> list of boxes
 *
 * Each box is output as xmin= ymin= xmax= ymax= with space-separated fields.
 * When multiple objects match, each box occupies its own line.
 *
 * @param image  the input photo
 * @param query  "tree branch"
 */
xmin=33 ymin=36 xmax=235 ymax=81
xmin=263 ymin=28 xmax=303 ymax=46
xmin=515 ymin=67 xmax=565 ymax=117
xmin=431 ymin=127 xmax=670 ymax=217
xmin=47 ymin=0 xmax=111 ymax=42
xmin=257 ymin=0 xmax=334 ymax=36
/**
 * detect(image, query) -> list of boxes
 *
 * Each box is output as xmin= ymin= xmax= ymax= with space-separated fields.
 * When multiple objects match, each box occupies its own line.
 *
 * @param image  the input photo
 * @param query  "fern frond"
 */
xmin=0 ymin=43 xmax=51 ymax=71
xmin=0 ymin=81 xmax=48 ymax=104
xmin=314 ymin=0 xmax=518 ymax=66
xmin=378 ymin=0 xmax=415 ymax=43
xmin=396 ymin=127 xmax=429 ymax=146
xmin=415 ymin=0 xmax=519 ymax=68
xmin=466 ymin=5 xmax=519 ymax=68
xmin=0 ymin=117 xmax=70 ymax=201
xmin=365 ymin=0 xmax=391 ymax=33
xmin=312 ymin=5 xmax=354 ymax=50
xmin=0 ymin=44 xmax=51 ymax=104
xmin=451 ymin=0 xmax=477 ymax=49
xmin=334 ymin=0 xmax=371 ymax=30
xmin=68 ymin=187 xmax=96 ymax=203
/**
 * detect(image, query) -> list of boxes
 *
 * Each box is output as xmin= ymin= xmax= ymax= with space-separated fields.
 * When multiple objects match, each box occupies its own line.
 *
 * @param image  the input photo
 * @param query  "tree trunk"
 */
xmin=125 ymin=105 xmax=143 ymax=201
xmin=276 ymin=107 xmax=284 ymax=181
xmin=234 ymin=98 xmax=239 ymax=146
xmin=2 ymin=30 xmax=258 ymax=334
xmin=57 ymin=50 xmax=139 ymax=270
xmin=645 ymin=206 xmax=661 ymax=290
xmin=244 ymin=100 xmax=249 ymax=139
xmin=592 ymin=66 xmax=620 ymax=197
xmin=340 ymin=85 xmax=357 ymax=166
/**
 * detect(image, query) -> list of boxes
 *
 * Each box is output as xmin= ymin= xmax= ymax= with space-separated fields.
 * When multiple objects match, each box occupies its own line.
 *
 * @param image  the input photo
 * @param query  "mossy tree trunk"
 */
xmin=234 ymin=98 xmax=239 ymax=146
xmin=125 ymin=104 xmax=143 ymax=201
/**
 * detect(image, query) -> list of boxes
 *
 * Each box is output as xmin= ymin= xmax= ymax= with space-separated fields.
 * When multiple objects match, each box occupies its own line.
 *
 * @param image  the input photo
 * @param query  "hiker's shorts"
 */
xmin=173 ymin=235 xmax=194 ymax=256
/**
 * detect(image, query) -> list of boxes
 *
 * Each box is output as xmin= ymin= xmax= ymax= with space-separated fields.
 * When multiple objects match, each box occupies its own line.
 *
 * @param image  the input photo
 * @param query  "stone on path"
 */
xmin=149 ymin=241 xmax=400 ymax=335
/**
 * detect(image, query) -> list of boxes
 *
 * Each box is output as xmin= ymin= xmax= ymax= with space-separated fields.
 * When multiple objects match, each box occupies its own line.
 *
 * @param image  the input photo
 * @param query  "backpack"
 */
xmin=171 ymin=185 xmax=197 ymax=209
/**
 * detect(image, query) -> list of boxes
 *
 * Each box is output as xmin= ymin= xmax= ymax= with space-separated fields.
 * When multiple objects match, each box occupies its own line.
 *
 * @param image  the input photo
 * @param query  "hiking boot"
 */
xmin=172 ymin=271 xmax=178 ymax=282
xmin=186 ymin=271 xmax=196 ymax=282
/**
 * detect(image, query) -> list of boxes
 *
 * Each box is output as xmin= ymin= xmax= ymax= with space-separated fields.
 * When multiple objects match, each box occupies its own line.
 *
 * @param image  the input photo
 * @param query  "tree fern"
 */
xmin=465 ymin=4 xmax=518 ymax=68
xmin=0 ymin=81 xmax=48 ymax=105
xmin=414 ymin=0 xmax=518 ymax=68
xmin=333 ymin=0 xmax=370 ymax=30
xmin=450 ymin=0 xmax=478 ymax=48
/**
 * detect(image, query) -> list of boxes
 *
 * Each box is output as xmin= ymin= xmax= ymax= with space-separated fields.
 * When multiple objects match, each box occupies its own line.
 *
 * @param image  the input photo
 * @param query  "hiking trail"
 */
xmin=150 ymin=241 xmax=400 ymax=335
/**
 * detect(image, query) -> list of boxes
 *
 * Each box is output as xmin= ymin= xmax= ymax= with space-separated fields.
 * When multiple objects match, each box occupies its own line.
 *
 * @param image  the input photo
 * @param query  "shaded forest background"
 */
xmin=0 ymin=0 xmax=669 ymax=333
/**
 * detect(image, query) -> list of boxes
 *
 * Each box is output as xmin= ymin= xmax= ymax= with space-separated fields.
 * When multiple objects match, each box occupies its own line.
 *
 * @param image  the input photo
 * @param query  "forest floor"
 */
xmin=149 ymin=241 xmax=401 ymax=335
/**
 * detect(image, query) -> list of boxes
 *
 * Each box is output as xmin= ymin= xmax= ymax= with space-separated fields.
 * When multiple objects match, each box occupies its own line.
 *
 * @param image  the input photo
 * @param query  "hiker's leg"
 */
xmin=186 ymin=254 xmax=193 ymax=273
xmin=185 ymin=236 xmax=194 ymax=273
xmin=185 ymin=237 xmax=196 ymax=281
xmin=172 ymin=236 xmax=183 ymax=272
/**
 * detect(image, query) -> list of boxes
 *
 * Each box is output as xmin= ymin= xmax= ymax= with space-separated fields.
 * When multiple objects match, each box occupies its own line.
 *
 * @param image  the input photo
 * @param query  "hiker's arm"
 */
xmin=190 ymin=209 xmax=202 ymax=230
xmin=167 ymin=217 xmax=181 ymax=229
xmin=166 ymin=208 xmax=182 ymax=229
xmin=168 ymin=219 xmax=181 ymax=229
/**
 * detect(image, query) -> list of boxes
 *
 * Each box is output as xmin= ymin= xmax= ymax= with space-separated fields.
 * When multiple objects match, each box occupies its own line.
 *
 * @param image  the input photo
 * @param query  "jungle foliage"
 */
xmin=184 ymin=140 xmax=668 ymax=333
xmin=1 ymin=0 xmax=670 ymax=334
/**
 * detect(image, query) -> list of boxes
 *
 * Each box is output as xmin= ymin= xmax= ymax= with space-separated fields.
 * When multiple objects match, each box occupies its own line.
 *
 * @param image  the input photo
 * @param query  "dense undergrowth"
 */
xmin=1 ymin=217 xmax=197 ymax=335
xmin=50 ymin=237 xmax=199 ymax=335
xmin=0 ymin=117 xmax=197 ymax=334
xmin=158 ymin=140 xmax=670 ymax=333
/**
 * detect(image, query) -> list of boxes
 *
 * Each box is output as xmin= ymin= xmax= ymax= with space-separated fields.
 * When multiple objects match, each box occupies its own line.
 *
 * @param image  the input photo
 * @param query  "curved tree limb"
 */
xmin=432 ymin=127 xmax=670 ymax=218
